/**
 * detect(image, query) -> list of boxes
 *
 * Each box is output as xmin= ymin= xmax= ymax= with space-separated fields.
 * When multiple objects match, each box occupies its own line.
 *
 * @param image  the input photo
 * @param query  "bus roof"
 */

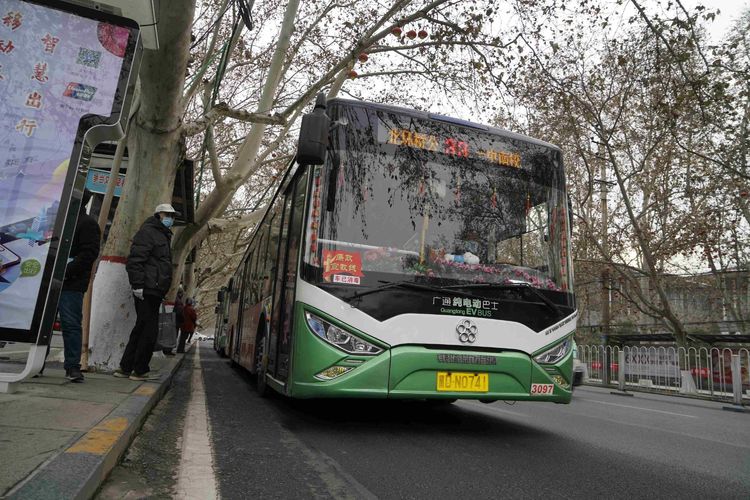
xmin=327 ymin=97 xmax=562 ymax=153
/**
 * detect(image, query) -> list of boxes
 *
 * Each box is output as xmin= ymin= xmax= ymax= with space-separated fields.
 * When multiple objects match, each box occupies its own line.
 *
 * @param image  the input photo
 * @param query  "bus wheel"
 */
xmin=255 ymin=327 xmax=269 ymax=397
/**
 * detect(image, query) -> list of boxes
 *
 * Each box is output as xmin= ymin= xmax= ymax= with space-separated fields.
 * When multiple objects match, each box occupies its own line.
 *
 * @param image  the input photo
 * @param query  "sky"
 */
xmin=690 ymin=0 xmax=749 ymax=40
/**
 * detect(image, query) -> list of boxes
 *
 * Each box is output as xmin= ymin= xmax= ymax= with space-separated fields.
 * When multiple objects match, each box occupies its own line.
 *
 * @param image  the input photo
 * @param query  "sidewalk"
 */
xmin=0 ymin=347 xmax=190 ymax=499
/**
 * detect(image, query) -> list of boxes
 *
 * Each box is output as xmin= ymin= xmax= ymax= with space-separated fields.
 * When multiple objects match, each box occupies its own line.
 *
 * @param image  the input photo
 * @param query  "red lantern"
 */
xmin=391 ymin=26 xmax=402 ymax=37
xmin=358 ymin=52 xmax=369 ymax=63
xmin=348 ymin=70 xmax=358 ymax=79
xmin=418 ymin=29 xmax=428 ymax=39
xmin=406 ymin=29 xmax=417 ymax=39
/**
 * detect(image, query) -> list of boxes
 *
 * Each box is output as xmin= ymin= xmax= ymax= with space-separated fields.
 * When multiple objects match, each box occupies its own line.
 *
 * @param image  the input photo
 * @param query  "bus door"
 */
xmin=236 ymin=256 xmax=254 ymax=364
xmin=267 ymin=195 xmax=291 ymax=377
xmin=231 ymin=272 xmax=245 ymax=361
xmin=269 ymin=171 xmax=308 ymax=382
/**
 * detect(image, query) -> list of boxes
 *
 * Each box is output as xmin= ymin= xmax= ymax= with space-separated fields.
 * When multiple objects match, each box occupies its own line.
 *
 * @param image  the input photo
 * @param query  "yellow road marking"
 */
xmin=134 ymin=385 xmax=156 ymax=396
xmin=66 ymin=417 xmax=128 ymax=455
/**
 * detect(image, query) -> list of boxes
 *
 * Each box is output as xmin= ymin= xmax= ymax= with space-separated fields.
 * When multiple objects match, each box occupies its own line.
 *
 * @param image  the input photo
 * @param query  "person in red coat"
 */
xmin=181 ymin=298 xmax=198 ymax=344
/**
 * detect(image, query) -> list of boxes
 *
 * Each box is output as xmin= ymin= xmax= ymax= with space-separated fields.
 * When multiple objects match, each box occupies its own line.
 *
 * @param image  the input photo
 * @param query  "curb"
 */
xmin=5 ymin=347 xmax=190 ymax=500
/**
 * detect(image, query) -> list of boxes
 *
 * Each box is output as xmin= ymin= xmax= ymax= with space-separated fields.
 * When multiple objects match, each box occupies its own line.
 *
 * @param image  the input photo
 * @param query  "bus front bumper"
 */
xmin=387 ymin=346 xmax=571 ymax=403
xmin=291 ymin=343 xmax=572 ymax=403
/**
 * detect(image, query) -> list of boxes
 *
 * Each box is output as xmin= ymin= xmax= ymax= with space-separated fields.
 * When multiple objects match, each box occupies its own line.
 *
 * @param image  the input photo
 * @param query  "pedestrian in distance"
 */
xmin=175 ymin=290 xmax=190 ymax=353
xmin=164 ymin=288 xmax=184 ymax=356
xmin=114 ymin=203 xmax=177 ymax=381
xmin=182 ymin=297 xmax=198 ymax=346
xmin=38 ymin=190 xmax=101 ymax=382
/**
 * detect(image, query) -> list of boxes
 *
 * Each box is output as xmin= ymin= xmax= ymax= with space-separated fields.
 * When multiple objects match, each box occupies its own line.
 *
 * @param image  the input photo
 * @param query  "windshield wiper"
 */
xmin=442 ymin=281 xmax=564 ymax=318
xmin=347 ymin=280 xmax=485 ymax=302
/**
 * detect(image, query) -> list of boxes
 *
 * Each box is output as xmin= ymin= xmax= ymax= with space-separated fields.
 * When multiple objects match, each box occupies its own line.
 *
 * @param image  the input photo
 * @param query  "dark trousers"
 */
xmin=41 ymin=290 xmax=84 ymax=374
xmin=177 ymin=329 xmax=188 ymax=353
xmin=58 ymin=290 xmax=84 ymax=370
xmin=119 ymin=294 xmax=161 ymax=375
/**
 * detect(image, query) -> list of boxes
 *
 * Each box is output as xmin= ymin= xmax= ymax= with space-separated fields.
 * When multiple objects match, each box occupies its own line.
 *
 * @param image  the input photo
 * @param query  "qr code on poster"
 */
xmin=77 ymin=48 xmax=101 ymax=68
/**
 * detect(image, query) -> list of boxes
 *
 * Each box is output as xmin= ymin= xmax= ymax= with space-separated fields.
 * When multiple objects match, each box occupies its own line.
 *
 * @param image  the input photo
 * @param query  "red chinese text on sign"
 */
xmin=0 ymin=39 xmax=14 ymax=53
xmin=15 ymin=118 xmax=38 ymax=137
xmin=2 ymin=11 xmax=22 ymax=30
xmin=41 ymin=33 xmax=59 ymax=53
xmin=31 ymin=62 xmax=48 ymax=82
xmin=322 ymin=250 xmax=364 ymax=281
xmin=25 ymin=91 xmax=42 ymax=109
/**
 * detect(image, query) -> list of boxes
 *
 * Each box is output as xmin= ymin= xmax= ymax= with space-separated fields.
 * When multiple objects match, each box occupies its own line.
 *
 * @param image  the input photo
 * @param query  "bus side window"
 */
xmin=250 ymin=236 xmax=263 ymax=303
xmin=263 ymin=203 xmax=283 ymax=300
xmin=242 ymin=253 xmax=254 ymax=306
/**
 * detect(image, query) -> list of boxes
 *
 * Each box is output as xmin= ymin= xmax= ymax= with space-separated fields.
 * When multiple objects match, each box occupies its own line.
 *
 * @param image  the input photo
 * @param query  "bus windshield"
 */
xmin=303 ymin=103 xmax=573 ymax=294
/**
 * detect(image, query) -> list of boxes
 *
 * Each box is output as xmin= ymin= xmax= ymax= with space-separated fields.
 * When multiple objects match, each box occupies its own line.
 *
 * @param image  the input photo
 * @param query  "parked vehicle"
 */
xmin=572 ymin=342 xmax=584 ymax=386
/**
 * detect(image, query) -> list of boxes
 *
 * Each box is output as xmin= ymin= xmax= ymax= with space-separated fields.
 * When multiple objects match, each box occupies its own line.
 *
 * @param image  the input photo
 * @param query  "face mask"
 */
xmin=161 ymin=216 xmax=174 ymax=228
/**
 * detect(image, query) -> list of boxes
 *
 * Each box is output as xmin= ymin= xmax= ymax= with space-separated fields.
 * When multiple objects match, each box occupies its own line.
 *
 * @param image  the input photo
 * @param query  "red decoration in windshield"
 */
xmin=322 ymin=250 xmax=364 ymax=281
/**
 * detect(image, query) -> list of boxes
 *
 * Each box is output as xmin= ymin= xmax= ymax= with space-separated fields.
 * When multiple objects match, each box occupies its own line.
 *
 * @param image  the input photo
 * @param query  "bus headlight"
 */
xmin=534 ymin=338 xmax=571 ymax=364
xmin=305 ymin=312 xmax=383 ymax=355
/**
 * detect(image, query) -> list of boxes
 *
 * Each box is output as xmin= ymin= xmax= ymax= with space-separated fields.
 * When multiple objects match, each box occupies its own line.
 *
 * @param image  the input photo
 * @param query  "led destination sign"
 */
xmin=378 ymin=125 xmax=522 ymax=169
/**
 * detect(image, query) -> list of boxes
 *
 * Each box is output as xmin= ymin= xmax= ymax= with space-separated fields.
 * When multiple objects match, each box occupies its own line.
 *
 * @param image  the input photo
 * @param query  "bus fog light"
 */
xmin=551 ymin=374 xmax=569 ymax=388
xmin=305 ymin=311 xmax=383 ymax=355
xmin=314 ymin=366 xmax=353 ymax=380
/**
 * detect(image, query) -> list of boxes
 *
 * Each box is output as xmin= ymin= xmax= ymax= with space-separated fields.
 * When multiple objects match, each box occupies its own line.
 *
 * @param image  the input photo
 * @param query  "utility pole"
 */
xmin=596 ymin=142 xmax=612 ymax=385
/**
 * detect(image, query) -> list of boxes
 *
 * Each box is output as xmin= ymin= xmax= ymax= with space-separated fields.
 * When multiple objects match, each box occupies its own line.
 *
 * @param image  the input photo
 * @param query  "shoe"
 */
xmin=129 ymin=372 xmax=160 ymax=381
xmin=113 ymin=369 xmax=131 ymax=378
xmin=66 ymin=367 xmax=84 ymax=383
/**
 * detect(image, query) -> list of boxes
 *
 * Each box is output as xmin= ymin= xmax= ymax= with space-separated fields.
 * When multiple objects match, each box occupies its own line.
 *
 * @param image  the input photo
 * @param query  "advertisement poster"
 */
xmin=0 ymin=0 xmax=133 ymax=330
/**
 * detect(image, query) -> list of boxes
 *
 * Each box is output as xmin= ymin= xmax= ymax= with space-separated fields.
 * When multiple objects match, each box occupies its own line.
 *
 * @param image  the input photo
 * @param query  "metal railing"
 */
xmin=578 ymin=344 xmax=750 ymax=402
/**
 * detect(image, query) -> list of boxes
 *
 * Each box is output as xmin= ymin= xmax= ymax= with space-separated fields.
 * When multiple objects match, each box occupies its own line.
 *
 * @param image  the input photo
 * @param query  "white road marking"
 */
xmin=176 ymin=343 xmax=220 ymax=499
xmin=577 ymin=397 xmax=698 ymax=418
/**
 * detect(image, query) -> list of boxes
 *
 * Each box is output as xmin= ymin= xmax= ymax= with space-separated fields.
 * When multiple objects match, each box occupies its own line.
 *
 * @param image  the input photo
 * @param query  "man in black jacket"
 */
xmin=57 ymin=190 xmax=101 ymax=382
xmin=115 ymin=203 xmax=177 ymax=381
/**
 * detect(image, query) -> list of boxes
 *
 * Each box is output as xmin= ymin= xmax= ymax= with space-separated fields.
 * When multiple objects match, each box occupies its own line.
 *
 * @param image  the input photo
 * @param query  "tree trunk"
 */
xmin=89 ymin=0 xmax=196 ymax=371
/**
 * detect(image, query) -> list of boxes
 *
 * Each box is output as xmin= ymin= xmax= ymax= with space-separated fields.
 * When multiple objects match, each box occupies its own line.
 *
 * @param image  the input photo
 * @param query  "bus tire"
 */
xmin=255 ymin=323 xmax=269 ymax=397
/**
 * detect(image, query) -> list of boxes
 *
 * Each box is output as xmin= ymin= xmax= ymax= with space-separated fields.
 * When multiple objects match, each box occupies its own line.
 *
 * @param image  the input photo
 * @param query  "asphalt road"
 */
xmin=101 ymin=344 xmax=750 ymax=499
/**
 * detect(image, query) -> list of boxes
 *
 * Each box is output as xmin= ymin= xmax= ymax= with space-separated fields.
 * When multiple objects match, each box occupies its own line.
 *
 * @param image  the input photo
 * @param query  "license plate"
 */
xmin=436 ymin=371 xmax=488 ymax=392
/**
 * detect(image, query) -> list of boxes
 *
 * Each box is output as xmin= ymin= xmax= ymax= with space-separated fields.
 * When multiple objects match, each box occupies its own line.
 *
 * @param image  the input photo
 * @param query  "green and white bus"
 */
xmin=223 ymin=96 xmax=577 ymax=402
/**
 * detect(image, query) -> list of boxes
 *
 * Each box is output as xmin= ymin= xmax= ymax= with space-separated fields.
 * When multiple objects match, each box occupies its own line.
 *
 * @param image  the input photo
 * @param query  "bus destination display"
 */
xmin=376 ymin=117 xmax=522 ymax=169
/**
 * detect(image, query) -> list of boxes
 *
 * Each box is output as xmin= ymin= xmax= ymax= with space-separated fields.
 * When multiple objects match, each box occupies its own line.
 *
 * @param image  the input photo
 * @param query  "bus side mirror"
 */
xmin=217 ymin=290 xmax=225 ymax=303
xmin=297 ymin=93 xmax=330 ymax=166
